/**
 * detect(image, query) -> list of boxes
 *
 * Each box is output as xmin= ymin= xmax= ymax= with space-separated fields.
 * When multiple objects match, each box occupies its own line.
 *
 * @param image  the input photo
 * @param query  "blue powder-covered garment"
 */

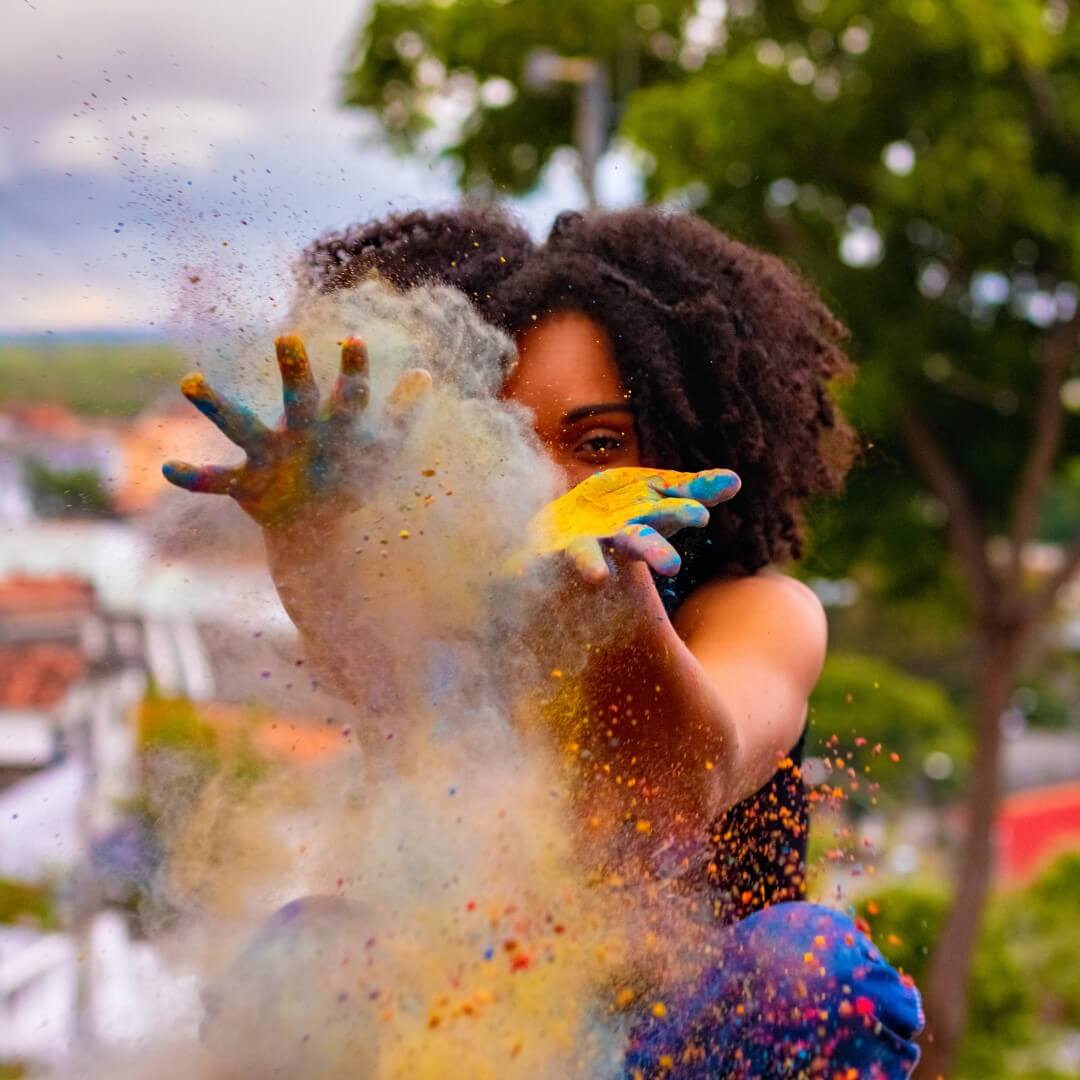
xmin=624 ymin=903 xmax=923 ymax=1079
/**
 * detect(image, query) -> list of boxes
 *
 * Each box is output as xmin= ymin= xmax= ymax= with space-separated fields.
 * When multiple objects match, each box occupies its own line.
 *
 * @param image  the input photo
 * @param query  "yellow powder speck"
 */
xmin=399 ymin=530 xmax=410 ymax=539
xmin=651 ymin=1002 xmax=668 ymax=1019
xmin=615 ymin=988 xmax=636 ymax=1008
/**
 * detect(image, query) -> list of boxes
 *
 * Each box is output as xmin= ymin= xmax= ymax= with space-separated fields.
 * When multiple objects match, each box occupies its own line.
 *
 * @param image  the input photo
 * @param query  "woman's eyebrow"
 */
xmin=561 ymin=402 xmax=634 ymax=425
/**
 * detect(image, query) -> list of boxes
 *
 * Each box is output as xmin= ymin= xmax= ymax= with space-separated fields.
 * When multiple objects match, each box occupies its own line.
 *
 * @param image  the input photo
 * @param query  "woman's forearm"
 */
xmin=263 ymin=517 xmax=400 ymax=714
xmin=572 ymin=562 xmax=741 ymax=835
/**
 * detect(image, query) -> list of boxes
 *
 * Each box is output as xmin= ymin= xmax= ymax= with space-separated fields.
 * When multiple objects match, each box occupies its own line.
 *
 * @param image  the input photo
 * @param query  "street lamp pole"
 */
xmin=524 ymin=50 xmax=611 ymax=208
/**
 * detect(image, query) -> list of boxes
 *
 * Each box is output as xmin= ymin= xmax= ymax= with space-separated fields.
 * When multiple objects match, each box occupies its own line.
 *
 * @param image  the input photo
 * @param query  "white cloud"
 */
xmin=0 ymin=0 xmax=619 ymax=334
xmin=34 ymin=100 xmax=257 ymax=173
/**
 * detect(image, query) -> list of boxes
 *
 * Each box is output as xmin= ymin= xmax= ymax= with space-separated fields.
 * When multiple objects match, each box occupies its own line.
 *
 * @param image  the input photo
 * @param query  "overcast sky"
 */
xmin=1 ymin=0 xmax=638 ymax=335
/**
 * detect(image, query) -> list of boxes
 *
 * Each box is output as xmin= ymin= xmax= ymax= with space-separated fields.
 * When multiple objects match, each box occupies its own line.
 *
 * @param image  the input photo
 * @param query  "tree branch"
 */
xmin=1008 ymin=310 xmax=1080 ymax=589
xmin=1014 ymin=48 xmax=1080 ymax=170
xmin=1023 ymin=534 xmax=1080 ymax=630
xmin=899 ymin=408 xmax=996 ymax=618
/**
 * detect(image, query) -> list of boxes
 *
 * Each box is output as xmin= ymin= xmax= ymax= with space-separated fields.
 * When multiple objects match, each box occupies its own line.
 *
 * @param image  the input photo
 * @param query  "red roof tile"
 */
xmin=0 ymin=642 xmax=87 ymax=709
xmin=0 ymin=575 xmax=95 ymax=616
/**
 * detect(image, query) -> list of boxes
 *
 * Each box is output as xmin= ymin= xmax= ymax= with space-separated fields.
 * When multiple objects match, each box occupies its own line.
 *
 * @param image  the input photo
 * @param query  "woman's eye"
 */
xmin=576 ymin=432 xmax=625 ymax=459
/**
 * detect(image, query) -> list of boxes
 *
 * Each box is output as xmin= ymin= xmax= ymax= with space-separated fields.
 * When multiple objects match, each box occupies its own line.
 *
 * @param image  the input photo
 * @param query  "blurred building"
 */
xmin=0 ymin=572 xmax=214 ymax=1068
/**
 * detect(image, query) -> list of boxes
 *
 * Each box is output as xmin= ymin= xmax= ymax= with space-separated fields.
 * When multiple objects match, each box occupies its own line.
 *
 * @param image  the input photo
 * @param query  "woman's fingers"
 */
xmin=275 ymin=334 xmax=320 ymax=431
xmin=611 ymin=524 xmax=682 ymax=577
xmin=655 ymin=468 xmax=741 ymax=507
xmin=327 ymin=337 xmax=370 ymax=424
xmin=630 ymin=497 xmax=709 ymax=536
xmin=385 ymin=367 xmax=433 ymax=417
xmin=180 ymin=373 xmax=271 ymax=453
xmin=162 ymin=460 xmax=246 ymax=497
xmin=566 ymin=535 xmax=610 ymax=585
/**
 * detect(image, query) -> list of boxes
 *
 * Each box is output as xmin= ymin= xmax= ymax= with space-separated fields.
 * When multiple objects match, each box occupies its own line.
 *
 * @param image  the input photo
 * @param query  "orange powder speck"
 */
xmin=651 ymin=1002 xmax=668 ymax=1019
xmin=550 ymin=668 xmax=563 ymax=679
xmin=635 ymin=820 xmax=652 ymax=834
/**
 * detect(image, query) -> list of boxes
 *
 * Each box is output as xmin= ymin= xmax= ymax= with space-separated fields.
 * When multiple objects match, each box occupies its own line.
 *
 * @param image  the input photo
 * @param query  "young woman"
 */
xmin=165 ymin=205 xmax=923 ymax=1077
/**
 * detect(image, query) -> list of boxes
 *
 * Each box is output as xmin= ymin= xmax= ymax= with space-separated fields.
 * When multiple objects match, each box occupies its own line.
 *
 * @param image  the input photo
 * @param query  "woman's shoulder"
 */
xmin=670 ymin=570 xmax=827 ymax=678
xmin=676 ymin=569 xmax=823 ymax=622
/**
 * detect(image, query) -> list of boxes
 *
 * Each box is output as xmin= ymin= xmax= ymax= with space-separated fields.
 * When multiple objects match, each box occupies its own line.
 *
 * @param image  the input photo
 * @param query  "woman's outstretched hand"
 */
xmin=162 ymin=334 xmax=432 ymax=528
xmin=511 ymin=466 xmax=740 ymax=584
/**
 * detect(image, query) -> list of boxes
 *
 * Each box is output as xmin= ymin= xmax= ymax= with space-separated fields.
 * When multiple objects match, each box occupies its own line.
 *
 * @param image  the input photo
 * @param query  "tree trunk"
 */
xmin=919 ymin=624 xmax=1019 ymax=1078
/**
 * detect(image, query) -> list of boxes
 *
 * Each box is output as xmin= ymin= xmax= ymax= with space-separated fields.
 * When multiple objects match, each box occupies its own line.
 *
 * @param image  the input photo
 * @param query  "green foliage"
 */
xmin=858 ymin=853 xmax=1080 ymax=1078
xmin=138 ymin=692 xmax=269 ymax=789
xmin=621 ymin=0 xmax=1080 ymax=597
xmin=0 ymin=877 xmax=58 ymax=930
xmin=809 ymin=651 xmax=968 ymax=809
xmin=0 ymin=342 xmax=186 ymax=417
xmin=139 ymin=693 xmax=219 ymax=757
xmin=1009 ymin=853 xmax=1080 ymax=1026
xmin=23 ymin=458 xmax=112 ymax=518
xmin=342 ymin=0 xmax=694 ymax=193
xmin=1039 ymin=454 xmax=1080 ymax=544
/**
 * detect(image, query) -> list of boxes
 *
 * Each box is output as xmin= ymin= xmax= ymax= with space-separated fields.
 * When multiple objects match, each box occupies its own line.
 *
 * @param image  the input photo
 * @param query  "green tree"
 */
xmin=344 ymin=2 xmax=1080 ymax=1069
xmin=23 ymin=458 xmax=112 ymax=518
xmin=342 ymin=0 xmax=691 ymax=198
xmin=0 ymin=877 xmax=58 ymax=930
xmin=810 ymin=651 xmax=969 ymax=811
xmin=860 ymin=855 xmax=1080 ymax=1078
xmin=0 ymin=342 xmax=185 ymax=416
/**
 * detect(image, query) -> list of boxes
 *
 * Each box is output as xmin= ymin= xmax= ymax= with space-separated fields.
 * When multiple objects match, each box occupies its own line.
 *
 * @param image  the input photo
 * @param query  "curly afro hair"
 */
xmin=300 ymin=204 xmax=857 ymax=581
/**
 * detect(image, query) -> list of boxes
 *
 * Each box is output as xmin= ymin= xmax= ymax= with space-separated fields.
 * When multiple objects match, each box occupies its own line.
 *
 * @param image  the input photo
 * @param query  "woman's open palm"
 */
xmin=515 ymin=466 xmax=741 ymax=584
xmin=162 ymin=334 xmax=432 ymax=528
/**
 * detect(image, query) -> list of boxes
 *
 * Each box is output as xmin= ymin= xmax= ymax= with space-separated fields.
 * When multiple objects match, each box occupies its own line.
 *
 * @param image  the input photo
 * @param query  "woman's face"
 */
xmin=502 ymin=310 xmax=641 ymax=490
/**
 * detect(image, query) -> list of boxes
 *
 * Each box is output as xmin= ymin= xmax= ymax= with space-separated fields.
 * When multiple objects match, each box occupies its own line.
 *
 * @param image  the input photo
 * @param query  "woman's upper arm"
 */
xmin=672 ymin=572 xmax=827 ymax=791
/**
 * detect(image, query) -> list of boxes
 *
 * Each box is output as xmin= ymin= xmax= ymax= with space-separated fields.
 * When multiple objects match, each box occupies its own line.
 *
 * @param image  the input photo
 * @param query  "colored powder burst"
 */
xmin=66 ymin=278 xmax=694 ymax=1079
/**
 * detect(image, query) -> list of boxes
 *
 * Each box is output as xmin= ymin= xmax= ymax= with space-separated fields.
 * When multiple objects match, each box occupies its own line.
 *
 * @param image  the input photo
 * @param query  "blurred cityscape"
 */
xmin=0 ymin=345 xmax=361 ymax=1070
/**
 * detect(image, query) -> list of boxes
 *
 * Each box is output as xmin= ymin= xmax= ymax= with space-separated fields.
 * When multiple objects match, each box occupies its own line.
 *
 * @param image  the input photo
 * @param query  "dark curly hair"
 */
xmin=300 ymin=204 xmax=857 ymax=580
